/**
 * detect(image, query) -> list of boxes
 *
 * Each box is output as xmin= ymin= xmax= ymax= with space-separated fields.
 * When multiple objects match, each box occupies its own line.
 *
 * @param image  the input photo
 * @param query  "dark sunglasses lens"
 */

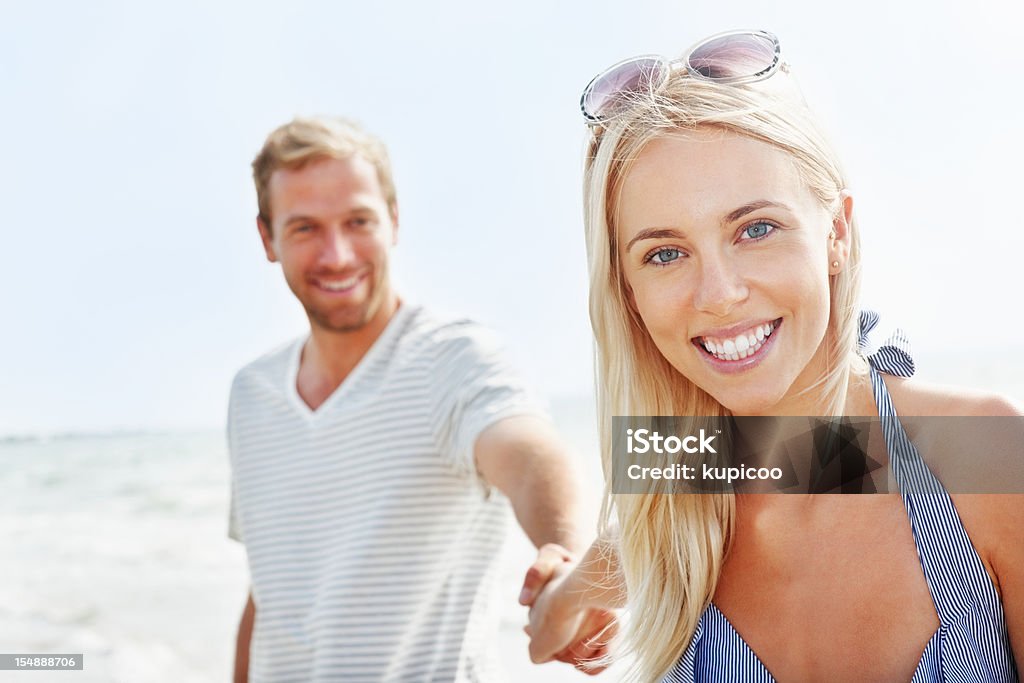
xmin=687 ymin=32 xmax=777 ymax=80
xmin=583 ymin=57 xmax=664 ymax=121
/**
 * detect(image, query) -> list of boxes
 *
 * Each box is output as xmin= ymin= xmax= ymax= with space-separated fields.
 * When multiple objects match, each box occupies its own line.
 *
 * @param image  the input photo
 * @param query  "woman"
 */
xmin=521 ymin=30 xmax=1023 ymax=682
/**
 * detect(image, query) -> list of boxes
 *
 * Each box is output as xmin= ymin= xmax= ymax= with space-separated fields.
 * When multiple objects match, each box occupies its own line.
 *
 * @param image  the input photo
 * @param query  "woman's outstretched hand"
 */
xmin=519 ymin=543 xmax=618 ymax=674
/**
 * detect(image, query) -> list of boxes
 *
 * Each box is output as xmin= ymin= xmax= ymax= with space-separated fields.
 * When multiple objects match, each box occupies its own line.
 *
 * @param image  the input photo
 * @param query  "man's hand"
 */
xmin=519 ymin=543 xmax=617 ymax=674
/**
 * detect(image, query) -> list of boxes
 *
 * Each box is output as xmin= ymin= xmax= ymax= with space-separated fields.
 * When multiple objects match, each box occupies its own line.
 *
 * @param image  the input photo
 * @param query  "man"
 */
xmin=228 ymin=116 xmax=609 ymax=682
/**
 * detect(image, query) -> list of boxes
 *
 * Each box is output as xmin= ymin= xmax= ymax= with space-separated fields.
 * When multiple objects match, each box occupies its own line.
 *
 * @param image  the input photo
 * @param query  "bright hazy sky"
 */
xmin=3 ymin=0 xmax=1022 ymax=435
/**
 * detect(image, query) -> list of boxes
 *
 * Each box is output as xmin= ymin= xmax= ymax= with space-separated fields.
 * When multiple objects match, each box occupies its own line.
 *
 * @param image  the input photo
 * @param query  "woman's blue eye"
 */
xmin=741 ymin=222 xmax=775 ymax=240
xmin=648 ymin=247 xmax=682 ymax=265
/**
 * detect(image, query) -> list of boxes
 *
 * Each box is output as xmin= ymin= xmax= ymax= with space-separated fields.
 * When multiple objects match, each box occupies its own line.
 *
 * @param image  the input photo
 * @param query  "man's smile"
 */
xmin=312 ymin=271 xmax=367 ymax=294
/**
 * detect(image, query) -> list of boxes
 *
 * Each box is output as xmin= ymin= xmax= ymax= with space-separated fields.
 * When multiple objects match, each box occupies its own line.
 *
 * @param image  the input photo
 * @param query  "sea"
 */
xmin=0 ymin=400 xmax=616 ymax=683
xmin=2 ymin=358 xmax=1020 ymax=683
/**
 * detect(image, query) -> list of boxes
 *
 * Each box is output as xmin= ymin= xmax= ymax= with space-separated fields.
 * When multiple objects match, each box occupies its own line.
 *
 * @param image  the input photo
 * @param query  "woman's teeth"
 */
xmin=700 ymin=321 xmax=777 ymax=361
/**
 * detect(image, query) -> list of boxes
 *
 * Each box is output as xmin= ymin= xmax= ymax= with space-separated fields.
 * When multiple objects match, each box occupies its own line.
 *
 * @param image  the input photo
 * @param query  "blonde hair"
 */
xmin=252 ymin=116 xmax=397 ymax=227
xmin=584 ymin=74 xmax=864 ymax=681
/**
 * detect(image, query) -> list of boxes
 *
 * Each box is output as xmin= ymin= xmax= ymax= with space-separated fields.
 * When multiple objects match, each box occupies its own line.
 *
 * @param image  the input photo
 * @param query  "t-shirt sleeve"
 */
xmin=430 ymin=323 xmax=548 ymax=479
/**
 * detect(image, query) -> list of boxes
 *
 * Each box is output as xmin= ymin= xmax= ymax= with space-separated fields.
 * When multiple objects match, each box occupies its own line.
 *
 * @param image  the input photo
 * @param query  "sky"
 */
xmin=2 ymin=0 xmax=1023 ymax=435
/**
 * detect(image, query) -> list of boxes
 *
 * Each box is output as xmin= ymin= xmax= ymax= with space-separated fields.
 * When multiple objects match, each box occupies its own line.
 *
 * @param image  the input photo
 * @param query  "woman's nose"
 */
xmin=691 ymin=253 xmax=749 ymax=317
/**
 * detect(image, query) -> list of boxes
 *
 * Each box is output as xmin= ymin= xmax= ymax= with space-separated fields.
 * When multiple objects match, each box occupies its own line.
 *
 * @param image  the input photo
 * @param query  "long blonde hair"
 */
xmin=584 ymin=73 xmax=864 ymax=681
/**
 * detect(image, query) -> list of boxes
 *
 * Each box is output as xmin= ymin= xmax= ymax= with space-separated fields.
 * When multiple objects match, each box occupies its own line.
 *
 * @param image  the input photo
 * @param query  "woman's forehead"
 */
xmin=617 ymin=128 xmax=814 ymax=233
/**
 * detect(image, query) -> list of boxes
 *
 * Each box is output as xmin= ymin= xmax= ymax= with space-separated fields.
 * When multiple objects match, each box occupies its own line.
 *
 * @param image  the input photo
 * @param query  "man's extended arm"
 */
xmin=474 ymin=415 xmax=618 ymax=673
xmin=234 ymin=591 xmax=255 ymax=683
xmin=473 ymin=415 xmax=588 ymax=555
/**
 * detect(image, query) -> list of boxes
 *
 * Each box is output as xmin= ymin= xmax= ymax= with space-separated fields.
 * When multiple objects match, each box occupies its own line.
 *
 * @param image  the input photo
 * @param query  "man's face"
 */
xmin=259 ymin=156 xmax=398 ymax=334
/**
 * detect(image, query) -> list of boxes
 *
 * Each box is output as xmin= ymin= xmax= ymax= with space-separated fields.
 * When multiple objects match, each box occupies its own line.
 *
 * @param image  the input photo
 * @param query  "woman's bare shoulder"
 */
xmin=881 ymin=377 xmax=1024 ymax=597
xmin=879 ymin=375 xmax=1024 ymax=493
xmin=882 ymin=375 xmax=1024 ymax=417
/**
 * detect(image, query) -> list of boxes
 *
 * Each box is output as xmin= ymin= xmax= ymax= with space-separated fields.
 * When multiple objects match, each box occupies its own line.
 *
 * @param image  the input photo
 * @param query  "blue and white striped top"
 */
xmin=665 ymin=311 xmax=1019 ymax=683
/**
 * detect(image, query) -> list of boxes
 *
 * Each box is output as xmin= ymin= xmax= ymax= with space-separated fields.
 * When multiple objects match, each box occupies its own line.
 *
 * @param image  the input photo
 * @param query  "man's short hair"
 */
xmin=252 ymin=116 xmax=397 ymax=228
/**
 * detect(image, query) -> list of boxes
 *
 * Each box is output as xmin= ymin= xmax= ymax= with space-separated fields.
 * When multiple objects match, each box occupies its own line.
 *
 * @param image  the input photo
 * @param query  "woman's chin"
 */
xmin=708 ymin=388 xmax=787 ymax=416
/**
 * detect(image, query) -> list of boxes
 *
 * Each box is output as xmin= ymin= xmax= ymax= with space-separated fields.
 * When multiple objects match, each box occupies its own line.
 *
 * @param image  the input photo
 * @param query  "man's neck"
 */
xmin=297 ymin=295 xmax=400 ymax=410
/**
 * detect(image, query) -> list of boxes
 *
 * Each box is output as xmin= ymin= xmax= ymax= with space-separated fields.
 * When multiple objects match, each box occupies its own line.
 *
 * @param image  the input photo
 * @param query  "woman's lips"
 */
xmin=693 ymin=318 xmax=783 ymax=373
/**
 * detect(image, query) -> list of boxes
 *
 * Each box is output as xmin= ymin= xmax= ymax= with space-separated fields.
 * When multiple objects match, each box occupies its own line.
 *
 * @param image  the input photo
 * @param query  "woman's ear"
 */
xmin=829 ymin=190 xmax=854 ymax=275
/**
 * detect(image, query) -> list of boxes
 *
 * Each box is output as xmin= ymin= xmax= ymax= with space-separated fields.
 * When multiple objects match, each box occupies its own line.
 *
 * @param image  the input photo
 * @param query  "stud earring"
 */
xmin=832 ymin=260 xmax=840 ymax=269
xmin=828 ymin=230 xmax=836 ymax=240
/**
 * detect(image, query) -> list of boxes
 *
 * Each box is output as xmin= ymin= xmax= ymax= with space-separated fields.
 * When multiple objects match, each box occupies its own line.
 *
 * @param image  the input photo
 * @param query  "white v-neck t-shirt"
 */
xmin=227 ymin=304 xmax=544 ymax=682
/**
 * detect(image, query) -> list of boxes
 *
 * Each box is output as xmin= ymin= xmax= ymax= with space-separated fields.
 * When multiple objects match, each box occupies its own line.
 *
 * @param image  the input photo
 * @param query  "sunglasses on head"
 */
xmin=580 ymin=29 xmax=787 ymax=125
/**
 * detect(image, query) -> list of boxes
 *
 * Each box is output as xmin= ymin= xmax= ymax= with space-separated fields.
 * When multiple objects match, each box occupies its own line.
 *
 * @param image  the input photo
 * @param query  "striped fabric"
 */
xmin=665 ymin=311 xmax=1019 ymax=683
xmin=227 ymin=304 xmax=543 ymax=682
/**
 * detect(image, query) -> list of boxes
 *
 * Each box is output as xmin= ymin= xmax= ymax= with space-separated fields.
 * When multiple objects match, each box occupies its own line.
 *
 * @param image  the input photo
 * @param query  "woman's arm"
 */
xmin=987 ymin=496 xmax=1024 ymax=673
xmin=952 ymin=493 xmax=1024 ymax=672
xmin=520 ymin=536 xmax=625 ymax=610
xmin=518 ymin=538 xmax=624 ymax=668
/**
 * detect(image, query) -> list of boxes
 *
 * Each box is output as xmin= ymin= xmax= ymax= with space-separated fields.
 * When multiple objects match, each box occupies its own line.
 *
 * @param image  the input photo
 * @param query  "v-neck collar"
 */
xmin=284 ymin=303 xmax=415 ymax=421
xmin=690 ymin=369 xmax=944 ymax=681
xmin=701 ymin=603 xmax=940 ymax=682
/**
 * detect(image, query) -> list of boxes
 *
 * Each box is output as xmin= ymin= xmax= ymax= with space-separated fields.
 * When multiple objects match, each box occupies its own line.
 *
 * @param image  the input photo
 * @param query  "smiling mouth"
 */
xmin=693 ymin=318 xmax=782 ymax=362
xmin=314 ymin=273 xmax=365 ymax=292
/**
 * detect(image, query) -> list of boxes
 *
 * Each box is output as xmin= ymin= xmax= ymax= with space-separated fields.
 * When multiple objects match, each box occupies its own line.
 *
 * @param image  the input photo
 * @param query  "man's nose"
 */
xmin=317 ymin=228 xmax=357 ymax=269
xmin=691 ymin=252 xmax=749 ymax=318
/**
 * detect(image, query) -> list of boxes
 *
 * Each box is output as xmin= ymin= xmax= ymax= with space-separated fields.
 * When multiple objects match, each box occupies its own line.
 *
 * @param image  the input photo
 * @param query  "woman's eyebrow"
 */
xmin=625 ymin=228 xmax=686 ymax=252
xmin=625 ymin=200 xmax=793 ymax=252
xmin=723 ymin=199 xmax=790 ymax=224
